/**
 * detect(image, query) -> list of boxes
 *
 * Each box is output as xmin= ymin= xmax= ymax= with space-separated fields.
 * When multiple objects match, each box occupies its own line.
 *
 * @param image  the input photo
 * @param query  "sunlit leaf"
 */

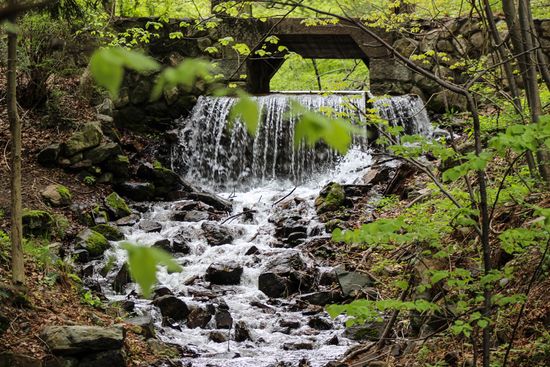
xmin=229 ymin=92 xmax=260 ymax=135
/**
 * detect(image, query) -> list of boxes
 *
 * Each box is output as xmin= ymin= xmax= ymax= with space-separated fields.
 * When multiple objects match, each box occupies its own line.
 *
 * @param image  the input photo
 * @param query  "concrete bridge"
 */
xmin=112 ymin=14 xmax=550 ymax=131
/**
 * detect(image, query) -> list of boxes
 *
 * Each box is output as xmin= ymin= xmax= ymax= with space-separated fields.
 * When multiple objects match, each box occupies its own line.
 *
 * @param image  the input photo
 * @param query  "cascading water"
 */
xmin=97 ymin=93 xmax=432 ymax=367
xmin=172 ymin=93 xmax=369 ymax=188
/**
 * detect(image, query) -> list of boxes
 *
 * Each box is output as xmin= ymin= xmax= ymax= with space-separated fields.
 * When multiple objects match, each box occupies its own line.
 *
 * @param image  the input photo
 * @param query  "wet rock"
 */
xmin=201 ymin=222 xmax=234 ymax=246
xmin=315 ymin=182 xmax=346 ymax=215
xmin=245 ymin=246 xmax=259 ymax=255
xmin=115 ymin=182 xmax=156 ymax=201
xmin=308 ymin=317 xmax=333 ymax=331
xmin=92 ymin=224 xmax=124 ymax=241
xmin=173 ymin=209 xmax=209 ymax=222
xmin=343 ymin=322 xmax=385 ymax=341
xmin=137 ymin=162 xmax=187 ymax=197
xmin=153 ymin=286 xmax=173 ymax=299
xmin=83 ymin=142 xmax=122 ymax=165
xmin=186 ymin=191 xmax=232 ymax=212
xmin=115 ymin=214 xmax=140 ymax=226
xmin=113 ymin=263 xmax=131 ymax=294
xmin=152 ymin=239 xmax=171 ymax=251
xmin=335 ymin=265 xmax=375 ymax=296
xmin=319 ymin=270 xmax=338 ymax=287
xmin=41 ymin=184 xmax=72 ymax=207
xmin=40 ymin=325 xmax=123 ymax=354
xmin=152 ymin=295 xmax=190 ymax=321
xmin=37 ymin=143 xmax=61 ymax=167
xmin=205 ymin=262 xmax=243 ymax=285
xmin=279 ymin=319 xmax=300 ymax=329
xmin=326 ymin=335 xmax=339 ymax=345
xmin=215 ymin=309 xmax=233 ymax=329
xmin=187 ymin=307 xmax=213 ymax=329
xmin=139 ymin=220 xmax=162 ymax=233
xmin=76 ymin=229 xmax=110 ymax=258
xmin=63 ymin=122 xmax=103 ymax=156
xmin=126 ymin=314 xmax=155 ymax=338
xmin=258 ymin=252 xmax=312 ymax=298
xmin=282 ymin=342 xmax=314 ymax=350
xmin=104 ymin=192 xmax=132 ymax=220
xmin=209 ymin=331 xmax=228 ymax=343
xmin=22 ymin=210 xmax=54 ymax=237
xmin=285 ymin=231 xmax=307 ymax=247
xmin=172 ymin=236 xmax=192 ymax=254
xmin=297 ymin=291 xmax=342 ymax=306
xmin=234 ymin=321 xmax=253 ymax=342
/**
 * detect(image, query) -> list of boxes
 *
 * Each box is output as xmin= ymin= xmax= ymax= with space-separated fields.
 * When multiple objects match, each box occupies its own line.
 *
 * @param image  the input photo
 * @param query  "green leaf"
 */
xmin=121 ymin=242 xmax=182 ymax=298
xmin=229 ymin=92 xmax=260 ymax=135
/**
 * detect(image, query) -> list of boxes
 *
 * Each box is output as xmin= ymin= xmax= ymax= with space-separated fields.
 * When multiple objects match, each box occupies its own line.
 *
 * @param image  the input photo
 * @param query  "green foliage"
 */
xmin=81 ymin=290 xmax=102 ymax=308
xmin=90 ymin=47 xmax=161 ymax=98
xmin=121 ymin=242 xmax=183 ymax=298
xmin=229 ymin=91 xmax=260 ymax=135
xmin=83 ymin=176 xmax=96 ymax=185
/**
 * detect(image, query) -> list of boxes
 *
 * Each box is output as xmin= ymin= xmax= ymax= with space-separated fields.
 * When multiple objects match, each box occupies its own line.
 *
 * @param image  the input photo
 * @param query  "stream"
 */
xmin=94 ymin=93 xmax=431 ymax=366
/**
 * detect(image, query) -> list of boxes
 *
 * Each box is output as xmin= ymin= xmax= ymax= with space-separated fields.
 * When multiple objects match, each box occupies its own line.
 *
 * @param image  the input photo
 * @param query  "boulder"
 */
xmin=282 ymin=342 xmax=314 ymax=350
xmin=139 ymin=220 xmax=162 ymax=233
xmin=315 ymin=182 xmax=346 ymax=215
xmin=205 ymin=262 xmax=243 ymax=285
xmin=187 ymin=307 xmax=213 ymax=329
xmin=308 ymin=317 xmax=333 ymax=330
xmin=126 ymin=314 xmax=155 ymax=338
xmin=40 ymin=184 xmax=72 ymax=207
xmin=152 ymin=295 xmax=189 ymax=321
xmin=209 ymin=331 xmax=228 ymax=343
xmin=104 ymin=155 xmax=130 ymax=179
xmin=172 ymin=210 xmax=210 ymax=222
xmin=137 ymin=162 xmax=187 ymax=196
xmin=335 ymin=265 xmax=375 ymax=297
xmin=112 ymin=263 xmax=131 ymax=293
xmin=40 ymin=325 xmax=123 ymax=354
xmin=92 ymin=224 xmax=124 ymax=241
xmin=201 ymin=222 xmax=234 ymax=246
xmin=234 ymin=321 xmax=253 ymax=342
xmin=115 ymin=214 xmax=140 ymax=226
xmin=37 ymin=143 xmax=61 ymax=167
xmin=83 ymin=142 xmax=122 ymax=165
xmin=115 ymin=182 xmax=156 ymax=201
xmin=22 ymin=210 xmax=54 ymax=237
xmin=186 ymin=191 xmax=232 ymax=212
xmin=215 ymin=309 xmax=233 ymax=329
xmin=63 ymin=122 xmax=103 ymax=157
xmin=258 ymin=252 xmax=311 ymax=298
xmin=104 ymin=192 xmax=132 ymax=220
xmin=76 ymin=229 xmax=110 ymax=258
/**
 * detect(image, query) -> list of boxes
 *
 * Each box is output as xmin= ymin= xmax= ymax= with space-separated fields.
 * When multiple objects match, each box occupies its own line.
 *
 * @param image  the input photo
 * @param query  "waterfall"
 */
xmin=171 ymin=93 xmax=431 ymax=189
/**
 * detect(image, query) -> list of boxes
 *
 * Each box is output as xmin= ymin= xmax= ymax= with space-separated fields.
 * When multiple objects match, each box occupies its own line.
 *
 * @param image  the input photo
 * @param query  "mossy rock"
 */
xmin=41 ymin=184 xmax=72 ymax=207
xmin=76 ymin=229 xmax=110 ymax=258
xmin=63 ymin=122 xmax=103 ymax=156
xmin=104 ymin=192 xmax=132 ymax=220
xmin=315 ymin=182 xmax=346 ymax=215
xmin=92 ymin=224 xmax=124 ymax=241
xmin=22 ymin=210 xmax=54 ymax=237
xmin=104 ymin=155 xmax=130 ymax=180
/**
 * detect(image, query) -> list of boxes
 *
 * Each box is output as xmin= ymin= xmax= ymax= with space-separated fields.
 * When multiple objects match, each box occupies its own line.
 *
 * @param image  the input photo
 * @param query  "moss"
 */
xmin=117 ymin=155 xmax=129 ymax=163
xmin=56 ymin=185 xmax=72 ymax=201
xmin=92 ymin=224 xmax=124 ymax=241
xmin=105 ymin=192 xmax=131 ymax=219
xmin=79 ymin=229 xmax=109 ymax=258
xmin=315 ymin=182 xmax=346 ymax=215
xmin=22 ymin=210 xmax=54 ymax=237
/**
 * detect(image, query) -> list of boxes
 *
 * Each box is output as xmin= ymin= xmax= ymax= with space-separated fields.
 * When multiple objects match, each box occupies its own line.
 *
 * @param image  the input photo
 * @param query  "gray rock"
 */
xmin=92 ymin=224 xmax=124 ymax=241
xmin=139 ymin=220 xmax=162 ymax=233
xmin=152 ymin=295 xmax=189 ymax=321
xmin=234 ymin=321 xmax=253 ymax=342
xmin=335 ymin=265 xmax=375 ymax=297
xmin=63 ymin=122 xmax=103 ymax=156
xmin=41 ymin=184 xmax=72 ymax=207
xmin=115 ymin=214 xmax=140 ymax=226
xmin=258 ymin=252 xmax=311 ymax=298
xmin=187 ymin=307 xmax=213 ymax=329
xmin=343 ymin=322 xmax=385 ymax=341
xmin=79 ymin=349 xmax=126 ymax=367
xmin=282 ymin=342 xmax=314 ymax=350
xmin=205 ymin=262 xmax=243 ymax=285
xmin=76 ymin=229 xmax=110 ymax=258
xmin=40 ymin=325 xmax=123 ymax=355
xmin=215 ymin=309 xmax=233 ymax=329
xmin=113 ymin=263 xmax=131 ymax=294
xmin=308 ymin=317 xmax=332 ymax=330
xmin=37 ymin=143 xmax=61 ymax=167
xmin=186 ymin=191 xmax=232 ymax=212
xmin=209 ymin=331 xmax=228 ymax=343
xmin=83 ymin=143 xmax=122 ymax=165
xmin=126 ymin=314 xmax=155 ymax=338
xmin=201 ymin=222 xmax=234 ymax=246
xmin=104 ymin=192 xmax=132 ymax=220
xmin=116 ymin=182 xmax=156 ymax=201
xmin=22 ymin=210 xmax=54 ymax=237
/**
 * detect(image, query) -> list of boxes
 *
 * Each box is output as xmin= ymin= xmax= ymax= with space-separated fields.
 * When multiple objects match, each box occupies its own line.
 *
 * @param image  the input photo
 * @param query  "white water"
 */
xmin=96 ymin=93 xmax=431 ymax=366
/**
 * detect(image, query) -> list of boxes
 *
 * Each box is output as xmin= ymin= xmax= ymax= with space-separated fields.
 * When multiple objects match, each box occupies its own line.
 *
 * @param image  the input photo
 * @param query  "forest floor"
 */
xmin=0 ymin=72 xmax=165 ymax=366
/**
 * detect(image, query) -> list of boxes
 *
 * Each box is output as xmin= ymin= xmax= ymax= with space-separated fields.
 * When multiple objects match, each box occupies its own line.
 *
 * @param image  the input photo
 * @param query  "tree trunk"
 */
xmin=7 ymin=0 xmax=24 ymax=285
xmin=517 ymin=0 xmax=550 ymax=182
